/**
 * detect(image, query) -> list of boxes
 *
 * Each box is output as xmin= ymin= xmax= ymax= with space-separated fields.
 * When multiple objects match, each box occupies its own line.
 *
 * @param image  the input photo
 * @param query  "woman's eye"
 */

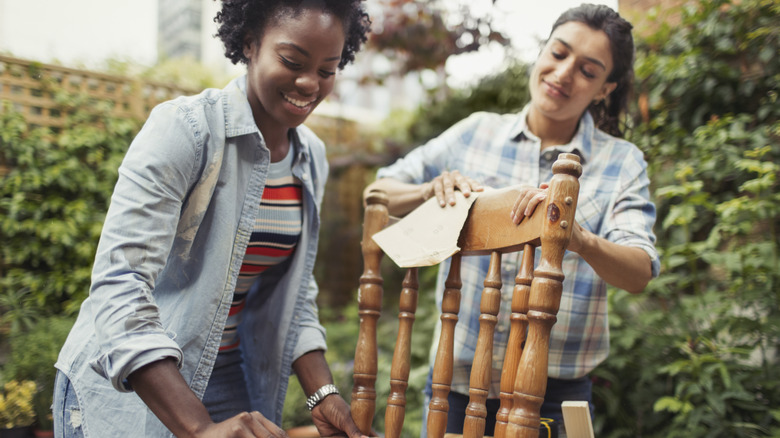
xmin=280 ymin=56 xmax=301 ymax=69
xmin=551 ymin=51 xmax=565 ymax=60
xmin=319 ymin=69 xmax=336 ymax=78
xmin=581 ymin=68 xmax=596 ymax=79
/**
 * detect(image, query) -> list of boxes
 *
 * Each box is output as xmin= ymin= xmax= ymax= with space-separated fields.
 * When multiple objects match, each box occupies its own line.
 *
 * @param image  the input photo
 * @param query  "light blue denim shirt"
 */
xmin=55 ymin=75 xmax=328 ymax=436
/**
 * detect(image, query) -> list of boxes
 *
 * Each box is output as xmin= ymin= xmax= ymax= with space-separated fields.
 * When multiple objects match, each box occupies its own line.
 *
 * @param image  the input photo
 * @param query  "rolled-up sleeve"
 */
xmin=88 ymin=103 xmax=199 ymax=391
xmin=293 ymin=277 xmax=328 ymax=360
xmin=604 ymin=149 xmax=661 ymax=278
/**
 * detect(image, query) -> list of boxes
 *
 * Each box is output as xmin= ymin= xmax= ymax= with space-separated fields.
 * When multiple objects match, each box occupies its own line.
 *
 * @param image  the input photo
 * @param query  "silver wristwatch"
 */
xmin=305 ymin=383 xmax=339 ymax=411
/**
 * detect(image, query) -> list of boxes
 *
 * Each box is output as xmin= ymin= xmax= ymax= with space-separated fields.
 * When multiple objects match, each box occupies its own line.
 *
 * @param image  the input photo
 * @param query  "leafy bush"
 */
xmin=3 ymin=316 xmax=75 ymax=430
xmin=0 ymin=89 xmax=141 ymax=322
xmin=406 ymin=62 xmax=530 ymax=145
xmin=594 ymin=0 xmax=780 ymax=436
xmin=0 ymin=380 xmax=36 ymax=428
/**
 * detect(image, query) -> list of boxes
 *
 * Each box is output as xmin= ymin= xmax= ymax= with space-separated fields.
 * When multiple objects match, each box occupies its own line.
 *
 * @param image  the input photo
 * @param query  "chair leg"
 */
xmin=505 ymin=153 xmax=581 ymax=437
xmin=385 ymin=268 xmax=419 ymax=438
xmin=463 ymin=251 xmax=503 ymax=438
xmin=427 ymin=254 xmax=463 ymax=438
xmin=494 ymin=245 xmax=535 ymax=438
xmin=506 ymin=254 xmax=566 ymax=437
xmin=352 ymin=191 xmax=389 ymax=435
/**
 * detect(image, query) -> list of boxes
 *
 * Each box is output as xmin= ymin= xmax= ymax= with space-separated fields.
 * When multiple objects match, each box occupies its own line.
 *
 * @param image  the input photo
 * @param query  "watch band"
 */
xmin=305 ymin=383 xmax=339 ymax=411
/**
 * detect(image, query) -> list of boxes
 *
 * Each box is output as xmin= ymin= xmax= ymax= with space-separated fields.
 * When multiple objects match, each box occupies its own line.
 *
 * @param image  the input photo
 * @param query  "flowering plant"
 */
xmin=0 ymin=380 xmax=36 ymax=428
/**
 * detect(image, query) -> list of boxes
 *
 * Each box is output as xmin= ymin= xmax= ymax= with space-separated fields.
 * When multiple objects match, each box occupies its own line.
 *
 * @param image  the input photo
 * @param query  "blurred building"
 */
xmin=157 ymin=0 xmax=243 ymax=78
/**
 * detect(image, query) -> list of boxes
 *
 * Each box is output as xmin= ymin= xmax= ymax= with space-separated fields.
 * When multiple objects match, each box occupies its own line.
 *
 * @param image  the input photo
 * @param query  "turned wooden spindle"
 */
xmin=494 ymin=244 xmax=535 ymax=438
xmin=385 ymin=268 xmax=419 ymax=438
xmin=506 ymin=153 xmax=582 ymax=438
xmin=463 ymin=251 xmax=503 ymax=438
xmin=352 ymin=190 xmax=389 ymax=434
xmin=427 ymin=254 xmax=463 ymax=438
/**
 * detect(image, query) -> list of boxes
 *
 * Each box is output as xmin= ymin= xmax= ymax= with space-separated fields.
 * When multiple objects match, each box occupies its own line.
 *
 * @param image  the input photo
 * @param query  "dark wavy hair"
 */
xmin=549 ymin=3 xmax=635 ymax=137
xmin=214 ymin=0 xmax=371 ymax=70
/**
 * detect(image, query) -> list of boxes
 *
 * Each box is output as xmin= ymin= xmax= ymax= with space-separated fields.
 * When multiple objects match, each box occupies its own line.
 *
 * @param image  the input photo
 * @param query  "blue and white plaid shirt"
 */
xmin=377 ymin=107 xmax=660 ymax=397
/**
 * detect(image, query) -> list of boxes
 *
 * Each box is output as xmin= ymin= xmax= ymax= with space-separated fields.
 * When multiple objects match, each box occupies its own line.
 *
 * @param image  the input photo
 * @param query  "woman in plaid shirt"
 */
xmin=366 ymin=3 xmax=660 ymax=435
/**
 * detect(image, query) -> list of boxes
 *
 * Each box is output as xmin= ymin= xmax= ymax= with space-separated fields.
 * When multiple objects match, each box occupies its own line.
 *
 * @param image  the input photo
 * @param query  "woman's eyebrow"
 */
xmin=554 ymin=38 xmax=608 ymax=71
xmin=277 ymin=42 xmax=341 ymax=62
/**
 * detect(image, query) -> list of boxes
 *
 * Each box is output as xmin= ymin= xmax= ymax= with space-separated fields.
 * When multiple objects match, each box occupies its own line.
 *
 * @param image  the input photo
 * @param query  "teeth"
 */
xmin=284 ymin=94 xmax=314 ymax=108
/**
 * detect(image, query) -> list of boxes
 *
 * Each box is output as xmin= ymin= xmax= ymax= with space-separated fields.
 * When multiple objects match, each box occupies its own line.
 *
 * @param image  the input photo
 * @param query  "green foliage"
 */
xmin=140 ymin=55 xmax=234 ymax=90
xmin=0 ymin=380 xmax=36 ymax=428
xmin=3 ymin=316 xmax=75 ymax=430
xmin=0 ymin=89 xmax=140 ymax=321
xmin=407 ymin=62 xmax=531 ymax=144
xmin=634 ymin=0 xmax=779 ymax=132
xmin=595 ymin=0 xmax=780 ymax=436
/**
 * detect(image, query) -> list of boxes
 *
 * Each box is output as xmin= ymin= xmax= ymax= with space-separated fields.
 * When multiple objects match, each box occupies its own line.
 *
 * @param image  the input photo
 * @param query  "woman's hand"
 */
xmin=510 ymin=183 xmax=549 ymax=225
xmin=311 ymin=395 xmax=368 ymax=438
xmin=423 ymin=170 xmax=483 ymax=207
xmin=509 ymin=183 xmax=584 ymax=253
xmin=192 ymin=411 xmax=289 ymax=437
xmin=508 ymin=183 xmax=652 ymax=293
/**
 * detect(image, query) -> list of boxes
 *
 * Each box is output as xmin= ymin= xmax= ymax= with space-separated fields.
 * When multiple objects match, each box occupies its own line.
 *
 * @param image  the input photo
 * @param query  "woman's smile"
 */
xmin=282 ymin=92 xmax=317 ymax=114
xmin=542 ymin=80 xmax=570 ymax=99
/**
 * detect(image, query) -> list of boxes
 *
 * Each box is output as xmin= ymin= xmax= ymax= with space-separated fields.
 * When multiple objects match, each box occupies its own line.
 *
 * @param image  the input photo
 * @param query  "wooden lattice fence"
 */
xmin=0 ymin=54 xmax=197 ymax=129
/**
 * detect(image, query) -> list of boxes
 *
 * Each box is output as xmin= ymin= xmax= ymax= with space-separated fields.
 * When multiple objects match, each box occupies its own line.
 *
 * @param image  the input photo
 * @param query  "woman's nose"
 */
xmin=295 ymin=72 xmax=319 ymax=95
xmin=555 ymin=60 xmax=575 ymax=84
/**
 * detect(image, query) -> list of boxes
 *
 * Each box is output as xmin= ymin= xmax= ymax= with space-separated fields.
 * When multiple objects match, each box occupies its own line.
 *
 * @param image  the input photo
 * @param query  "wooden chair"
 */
xmin=351 ymin=153 xmax=582 ymax=438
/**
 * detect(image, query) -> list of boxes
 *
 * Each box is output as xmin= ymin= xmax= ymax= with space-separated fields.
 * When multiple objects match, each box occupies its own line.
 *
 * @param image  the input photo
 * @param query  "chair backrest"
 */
xmin=351 ymin=153 xmax=582 ymax=438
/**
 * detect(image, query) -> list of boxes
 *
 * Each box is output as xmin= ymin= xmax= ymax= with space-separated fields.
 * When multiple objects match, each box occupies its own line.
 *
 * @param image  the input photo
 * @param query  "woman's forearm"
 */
xmin=128 ymin=358 xmax=212 ymax=438
xmin=292 ymin=350 xmax=334 ymax=397
xmin=574 ymin=226 xmax=653 ymax=294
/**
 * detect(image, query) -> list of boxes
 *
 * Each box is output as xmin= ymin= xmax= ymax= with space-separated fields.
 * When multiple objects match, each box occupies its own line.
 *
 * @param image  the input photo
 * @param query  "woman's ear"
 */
xmin=595 ymin=81 xmax=618 ymax=102
xmin=243 ymin=35 xmax=256 ymax=60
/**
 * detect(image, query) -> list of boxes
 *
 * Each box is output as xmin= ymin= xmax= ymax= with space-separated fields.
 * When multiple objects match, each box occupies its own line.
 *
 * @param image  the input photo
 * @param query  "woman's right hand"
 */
xmin=423 ymin=170 xmax=483 ymax=208
xmin=129 ymin=359 xmax=289 ymax=438
xmin=193 ymin=411 xmax=289 ymax=437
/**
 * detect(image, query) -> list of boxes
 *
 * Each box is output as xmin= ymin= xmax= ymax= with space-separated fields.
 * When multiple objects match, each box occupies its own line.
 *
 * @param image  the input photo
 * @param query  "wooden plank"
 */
xmin=561 ymin=401 xmax=595 ymax=438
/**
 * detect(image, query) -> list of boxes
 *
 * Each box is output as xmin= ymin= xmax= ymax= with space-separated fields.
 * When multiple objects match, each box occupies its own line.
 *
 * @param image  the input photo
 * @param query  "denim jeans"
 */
xmin=201 ymin=348 xmax=252 ymax=422
xmin=421 ymin=371 xmax=593 ymax=438
xmin=52 ymin=371 xmax=85 ymax=438
xmin=52 ymin=350 xmax=251 ymax=437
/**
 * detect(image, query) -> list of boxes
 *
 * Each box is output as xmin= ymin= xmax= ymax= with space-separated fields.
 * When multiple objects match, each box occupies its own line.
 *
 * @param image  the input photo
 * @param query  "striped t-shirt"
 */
xmin=220 ymin=145 xmax=302 ymax=352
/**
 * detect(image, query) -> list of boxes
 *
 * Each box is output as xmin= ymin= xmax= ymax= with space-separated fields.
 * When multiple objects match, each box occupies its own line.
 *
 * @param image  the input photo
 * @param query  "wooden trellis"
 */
xmin=0 ymin=54 xmax=196 ymax=129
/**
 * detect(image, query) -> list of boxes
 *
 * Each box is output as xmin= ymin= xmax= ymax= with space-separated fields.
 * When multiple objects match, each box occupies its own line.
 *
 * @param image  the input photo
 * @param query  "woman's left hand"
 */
xmin=510 ymin=183 xmax=549 ymax=225
xmin=311 ymin=394 xmax=369 ymax=438
xmin=509 ymin=183 xmax=585 ymax=253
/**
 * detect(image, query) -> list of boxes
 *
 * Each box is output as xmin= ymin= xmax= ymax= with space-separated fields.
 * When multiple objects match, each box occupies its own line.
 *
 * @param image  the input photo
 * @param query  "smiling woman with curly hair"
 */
xmin=53 ymin=1 xmax=371 ymax=437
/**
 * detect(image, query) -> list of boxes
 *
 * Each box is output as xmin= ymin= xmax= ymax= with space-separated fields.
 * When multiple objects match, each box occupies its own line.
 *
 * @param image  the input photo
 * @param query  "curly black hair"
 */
xmin=214 ymin=0 xmax=371 ymax=70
